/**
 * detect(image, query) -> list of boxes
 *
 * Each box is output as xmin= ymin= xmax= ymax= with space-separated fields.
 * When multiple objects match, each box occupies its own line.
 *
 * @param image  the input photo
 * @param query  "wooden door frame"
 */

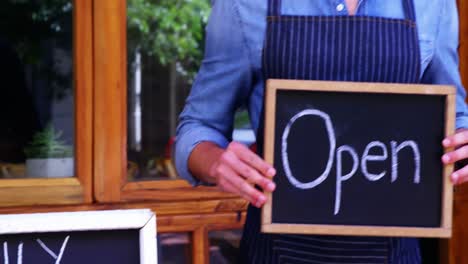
xmin=93 ymin=0 xmax=126 ymax=202
xmin=449 ymin=1 xmax=468 ymax=264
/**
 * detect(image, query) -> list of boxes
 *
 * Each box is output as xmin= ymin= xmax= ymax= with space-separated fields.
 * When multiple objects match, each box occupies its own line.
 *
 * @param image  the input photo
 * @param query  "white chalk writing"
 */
xmin=335 ymin=145 xmax=359 ymax=215
xmin=282 ymin=109 xmax=336 ymax=189
xmin=3 ymin=242 xmax=8 ymax=264
xmin=2 ymin=236 xmax=69 ymax=264
xmin=361 ymin=141 xmax=388 ymax=181
xmin=391 ymin=141 xmax=421 ymax=183
xmin=281 ymin=109 xmax=422 ymax=215
xmin=36 ymin=236 xmax=70 ymax=264
xmin=16 ymin=243 xmax=22 ymax=264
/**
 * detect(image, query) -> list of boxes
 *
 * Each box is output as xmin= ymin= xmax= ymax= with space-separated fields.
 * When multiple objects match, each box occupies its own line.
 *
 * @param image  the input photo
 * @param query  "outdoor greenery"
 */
xmin=127 ymin=0 xmax=211 ymax=81
xmin=1 ymin=0 xmax=211 ymax=90
xmin=234 ymin=110 xmax=251 ymax=129
xmin=24 ymin=125 xmax=73 ymax=159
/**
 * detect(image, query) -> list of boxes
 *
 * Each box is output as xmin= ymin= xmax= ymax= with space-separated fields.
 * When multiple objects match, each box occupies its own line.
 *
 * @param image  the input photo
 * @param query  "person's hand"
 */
xmin=210 ymin=142 xmax=276 ymax=208
xmin=442 ymin=129 xmax=468 ymax=185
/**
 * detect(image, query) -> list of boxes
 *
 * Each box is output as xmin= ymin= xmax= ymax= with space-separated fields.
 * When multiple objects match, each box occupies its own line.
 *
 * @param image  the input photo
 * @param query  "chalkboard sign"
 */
xmin=261 ymin=80 xmax=455 ymax=238
xmin=0 ymin=209 xmax=157 ymax=263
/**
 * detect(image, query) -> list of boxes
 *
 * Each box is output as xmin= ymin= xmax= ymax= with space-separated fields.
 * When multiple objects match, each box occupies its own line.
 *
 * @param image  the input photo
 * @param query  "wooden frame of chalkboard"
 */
xmin=0 ymin=209 xmax=157 ymax=263
xmin=261 ymin=79 xmax=456 ymax=238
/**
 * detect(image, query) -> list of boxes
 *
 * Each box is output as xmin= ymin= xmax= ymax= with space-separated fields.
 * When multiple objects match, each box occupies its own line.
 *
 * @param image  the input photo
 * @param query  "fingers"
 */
xmin=442 ymin=129 xmax=468 ymax=148
xmin=451 ymin=165 xmax=468 ymax=185
xmin=442 ymin=129 xmax=468 ymax=185
xmin=222 ymin=150 xmax=276 ymax=192
xmin=215 ymin=163 xmax=266 ymax=207
xmin=217 ymin=173 xmax=239 ymax=194
xmin=442 ymin=129 xmax=468 ymax=165
xmin=444 ymin=144 xmax=468 ymax=184
xmin=228 ymin=142 xmax=276 ymax=178
xmin=211 ymin=142 xmax=277 ymax=208
xmin=442 ymin=145 xmax=468 ymax=165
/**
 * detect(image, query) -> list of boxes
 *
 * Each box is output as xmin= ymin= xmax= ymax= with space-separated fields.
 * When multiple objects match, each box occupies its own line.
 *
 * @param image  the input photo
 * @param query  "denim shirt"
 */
xmin=175 ymin=0 xmax=468 ymax=185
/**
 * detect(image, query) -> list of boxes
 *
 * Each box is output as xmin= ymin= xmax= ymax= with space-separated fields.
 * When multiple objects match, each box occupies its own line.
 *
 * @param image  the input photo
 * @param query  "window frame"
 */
xmin=0 ymin=0 xmax=94 ymax=207
xmin=93 ymin=0 xmax=243 ymax=204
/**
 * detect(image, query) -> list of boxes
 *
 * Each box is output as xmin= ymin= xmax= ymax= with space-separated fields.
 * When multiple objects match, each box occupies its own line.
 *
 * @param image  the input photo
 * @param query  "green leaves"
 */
xmin=127 ymin=0 xmax=211 ymax=81
xmin=24 ymin=125 xmax=73 ymax=159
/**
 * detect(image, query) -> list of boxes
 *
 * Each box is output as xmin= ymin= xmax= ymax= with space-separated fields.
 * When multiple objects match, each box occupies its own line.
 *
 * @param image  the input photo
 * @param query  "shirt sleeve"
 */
xmin=174 ymin=0 xmax=253 ymax=185
xmin=420 ymin=0 xmax=468 ymax=129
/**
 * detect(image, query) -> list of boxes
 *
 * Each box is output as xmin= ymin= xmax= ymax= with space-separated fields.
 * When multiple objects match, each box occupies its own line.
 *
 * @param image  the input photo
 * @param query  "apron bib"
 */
xmin=239 ymin=0 xmax=422 ymax=263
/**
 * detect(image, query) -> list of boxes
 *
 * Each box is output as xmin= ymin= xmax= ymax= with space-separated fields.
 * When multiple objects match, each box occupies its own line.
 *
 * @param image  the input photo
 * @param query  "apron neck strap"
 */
xmin=402 ymin=0 xmax=417 ymax=22
xmin=267 ymin=0 xmax=417 ymax=21
xmin=267 ymin=0 xmax=281 ymax=16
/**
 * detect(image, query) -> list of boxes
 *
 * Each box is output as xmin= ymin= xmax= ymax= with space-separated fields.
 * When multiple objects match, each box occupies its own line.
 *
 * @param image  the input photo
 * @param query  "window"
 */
xmin=0 ymin=0 xmax=75 ymax=179
xmin=126 ymin=0 xmax=211 ymax=181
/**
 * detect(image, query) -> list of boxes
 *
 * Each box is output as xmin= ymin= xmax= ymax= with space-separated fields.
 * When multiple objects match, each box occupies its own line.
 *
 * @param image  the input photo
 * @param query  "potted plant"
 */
xmin=24 ymin=125 xmax=73 ymax=178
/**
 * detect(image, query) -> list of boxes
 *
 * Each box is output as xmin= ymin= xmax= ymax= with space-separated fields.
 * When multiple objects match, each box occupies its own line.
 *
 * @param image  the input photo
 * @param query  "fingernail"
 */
xmin=443 ymin=139 xmax=450 ymax=146
xmin=256 ymin=196 xmax=266 ymax=207
xmin=267 ymin=182 xmax=276 ymax=191
xmin=267 ymin=168 xmax=276 ymax=177
xmin=442 ymin=155 xmax=450 ymax=163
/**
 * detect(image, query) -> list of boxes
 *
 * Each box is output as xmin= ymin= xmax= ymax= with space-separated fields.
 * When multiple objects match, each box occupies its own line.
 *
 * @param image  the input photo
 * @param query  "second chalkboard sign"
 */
xmin=0 ymin=209 xmax=157 ymax=264
xmin=261 ymin=80 xmax=455 ymax=238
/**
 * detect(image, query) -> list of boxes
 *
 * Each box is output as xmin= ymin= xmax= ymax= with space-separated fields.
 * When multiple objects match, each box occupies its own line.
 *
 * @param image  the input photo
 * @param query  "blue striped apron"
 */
xmin=239 ymin=0 xmax=422 ymax=263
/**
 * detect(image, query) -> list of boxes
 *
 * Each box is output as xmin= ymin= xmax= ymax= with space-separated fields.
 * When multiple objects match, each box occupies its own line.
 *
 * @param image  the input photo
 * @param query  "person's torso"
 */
xmin=228 ymin=0 xmax=439 ymax=72
xmin=239 ymin=1 xmax=423 ymax=262
xmin=213 ymin=0 xmax=449 ymax=133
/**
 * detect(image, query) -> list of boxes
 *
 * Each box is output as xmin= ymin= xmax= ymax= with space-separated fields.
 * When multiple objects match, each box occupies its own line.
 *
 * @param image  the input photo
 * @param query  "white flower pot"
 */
xmin=26 ymin=158 xmax=74 ymax=178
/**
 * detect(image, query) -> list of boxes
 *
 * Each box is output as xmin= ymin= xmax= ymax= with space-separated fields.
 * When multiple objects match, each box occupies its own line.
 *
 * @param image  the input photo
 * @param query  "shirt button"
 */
xmin=336 ymin=3 xmax=345 ymax=12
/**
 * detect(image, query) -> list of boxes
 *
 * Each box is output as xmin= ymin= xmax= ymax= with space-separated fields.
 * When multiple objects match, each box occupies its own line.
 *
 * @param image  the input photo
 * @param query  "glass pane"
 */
xmin=126 ymin=1 xmax=256 ymax=181
xmin=126 ymin=0 xmax=211 ymax=181
xmin=0 ymin=0 xmax=74 ymax=179
xmin=209 ymin=230 xmax=242 ymax=263
xmin=158 ymin=233 xmax=192 ymax=264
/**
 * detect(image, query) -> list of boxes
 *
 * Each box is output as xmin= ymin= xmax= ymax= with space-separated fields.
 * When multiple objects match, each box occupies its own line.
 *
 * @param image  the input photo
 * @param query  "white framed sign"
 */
xmin=0 ymin=209 xmax=157 ymax=264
